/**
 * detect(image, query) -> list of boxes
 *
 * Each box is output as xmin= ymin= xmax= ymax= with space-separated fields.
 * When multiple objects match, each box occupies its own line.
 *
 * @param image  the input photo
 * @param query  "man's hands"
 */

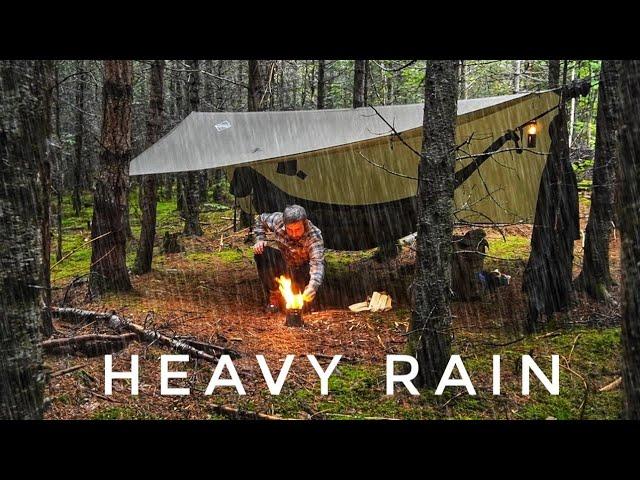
xmin=253 ymin=240 xmax=266 ymax=255
xmin=303 ymin=284 xmax=316 ymax=303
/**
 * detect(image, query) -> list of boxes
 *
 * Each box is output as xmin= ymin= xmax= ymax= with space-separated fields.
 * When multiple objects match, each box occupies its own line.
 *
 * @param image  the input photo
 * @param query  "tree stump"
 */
xmin=451 ymin=229 xmax=488 ymax=301
xmin=162 ymin=232 xmax=183 ymax=253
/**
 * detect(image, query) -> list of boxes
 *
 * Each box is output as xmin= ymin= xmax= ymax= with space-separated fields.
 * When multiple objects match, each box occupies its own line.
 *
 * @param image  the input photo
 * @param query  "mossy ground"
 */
xmin=47 ymin=189 xmax=623 ymax=420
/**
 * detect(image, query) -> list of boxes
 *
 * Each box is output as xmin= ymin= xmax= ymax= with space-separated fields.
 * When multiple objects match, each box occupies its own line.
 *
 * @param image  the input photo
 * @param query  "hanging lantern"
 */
xmin=526 ymin=121 xmax=537 ymax=148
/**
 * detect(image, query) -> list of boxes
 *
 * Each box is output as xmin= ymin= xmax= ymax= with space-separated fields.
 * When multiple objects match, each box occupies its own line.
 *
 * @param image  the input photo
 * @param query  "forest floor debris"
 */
xmin=43 ymin=195 xmax=624 ymax=419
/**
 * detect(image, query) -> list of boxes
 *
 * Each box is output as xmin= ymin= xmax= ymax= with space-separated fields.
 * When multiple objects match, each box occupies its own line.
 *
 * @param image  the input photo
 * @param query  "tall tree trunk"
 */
xmin=36 ymin=60 xmax=57 ymax=337
xmin=72 ymin=60 xmax=85 ymax=216
xmin=176 ymin=63 xmax=188 ymax=216
xmin=210 ymin=60 xmax=224 ymax=203
xmin=393 ymin=68 xmax=403 ymax=104
xmin=190 ymin=59 xmax=208 ymax=203
xmin=300 ymin=61 xmax=309 ymax=108
xmin=513 ymin=60 xmax=522 ymax=93
xmin=177 ymin=172 xmax=185 ymax=212
xmin=174 ymin=60 xmax=183 ymax=122
xmin=238 ymin=60 xmax=269 ymax=229
xmin=617 ymin=60 xmax=640 ymax=419
xmin=523 ymin=89 xmax=580 ymax=332
xmin=133 ymin=60 xmax=164 ymax=274
xmin=585 ymin=61 xmax=596 ymax=147
xmin=353 ymin=60 xmax=366 ymax=108
xmin=182 ymin=59 xmax=203 ymax=236
xmin=215 ymin=60 xmax=225 ymax=111
xmin=174 ymin=61 xmax=185 ymax=209
xmin=162 ymin=175 xmax=174 ymax=201
xmin=54 ymin=62 xmax=63 ymax=262
xmin=199 ymin=171 xmax=209 ymax=205
xmin=569 ymin=62 xmax=578 ymax=147
xmin=160 ymin=62 xmax=175 ymax=201
xmin=123 ymin=61 xmax=141 ymax=241
xmin=548 ymin=60 xmax=561 ymax=88
xmin=203 ymin=59 xmax=213 ymax=110
xmin=364 ymin=59 xmax=370 ymax=105
xmin=56 ymin=180 xmax=63 ymax=260
xmin=576 ymin=61 xmax=620 ymax=301
xmin=89 ymin=60 xmax=133 ymax=295
xmin=248 ymin=60 xmax=267 ymax=112
xmin=459 ymin=60 xmax=468 ymax=100
xmin=409 ymin=60 xmax=458 ymax=388
xmin=181 ymin=171 xmax=203 ymax=235
xmin=355 ymin=59 xmax=391 ymax=256
xmin=212 ymin=168 xmax=225 ymax=203
xmin=123 ymin=182 xmax=134 ymax=240
xmin=0 ymin=60 xmax=46 ymax=419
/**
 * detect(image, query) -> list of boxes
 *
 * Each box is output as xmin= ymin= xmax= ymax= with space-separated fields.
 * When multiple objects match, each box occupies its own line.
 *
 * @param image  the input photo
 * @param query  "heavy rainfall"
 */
xmin=1 ymin=60 xmax=639 ymax=420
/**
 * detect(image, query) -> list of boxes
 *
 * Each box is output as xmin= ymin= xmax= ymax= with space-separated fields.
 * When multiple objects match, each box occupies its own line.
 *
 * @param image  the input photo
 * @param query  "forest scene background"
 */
xmin=2 ymin=59 xmax=638 ymax=420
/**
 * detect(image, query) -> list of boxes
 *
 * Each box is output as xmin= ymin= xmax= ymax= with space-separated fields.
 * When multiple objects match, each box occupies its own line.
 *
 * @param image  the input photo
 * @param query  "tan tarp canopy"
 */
xmin=130 ymin=91 xmax=560 ymax=230
xmin=130 ymin=93 xmax=533 ymax=176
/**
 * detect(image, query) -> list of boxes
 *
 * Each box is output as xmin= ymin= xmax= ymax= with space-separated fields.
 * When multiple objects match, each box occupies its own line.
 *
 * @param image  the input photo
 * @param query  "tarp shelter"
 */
xmin=130 ymin=90 xmax=562 ymax=250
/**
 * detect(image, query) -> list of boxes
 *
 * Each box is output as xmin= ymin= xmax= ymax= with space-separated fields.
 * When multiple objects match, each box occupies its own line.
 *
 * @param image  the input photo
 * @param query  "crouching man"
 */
xmin=253 ymin=205 xmax=325 ymax=313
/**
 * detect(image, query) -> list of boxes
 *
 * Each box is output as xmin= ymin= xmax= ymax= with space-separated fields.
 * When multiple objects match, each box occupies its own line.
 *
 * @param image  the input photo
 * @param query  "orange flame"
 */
xmin=276 ymin=275 xmax=304 ymax=310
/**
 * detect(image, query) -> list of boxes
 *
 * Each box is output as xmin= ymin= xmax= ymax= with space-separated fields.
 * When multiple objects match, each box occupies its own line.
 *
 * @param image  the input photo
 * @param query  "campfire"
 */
xmin=276 ymin=275 xmax=304 ymax=327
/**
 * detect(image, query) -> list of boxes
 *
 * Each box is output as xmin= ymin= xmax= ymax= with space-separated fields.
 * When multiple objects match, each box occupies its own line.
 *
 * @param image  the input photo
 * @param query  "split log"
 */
xmin=50 ymin=307 xmax=240 ymax=362
xmin=41 ymin=333 xmax=137 ymax=357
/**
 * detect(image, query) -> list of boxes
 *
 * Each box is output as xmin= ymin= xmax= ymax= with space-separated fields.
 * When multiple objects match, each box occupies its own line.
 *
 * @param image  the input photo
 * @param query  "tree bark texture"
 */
xmin=408 ymin=60 xmax=458 ymax=388
xmin=576 ymin=60 xmax=620 ymax=301
xmin=89 ymin=60 xmax=133 ymax=294
xmin=133 ymin=60 xmax=164 ymax=274
xmin=523 ymin=98 xmax=580 ymax=332
xmin=617 ymin=60 xmax=640 ymax=419
xmin=0 ymin=60 xmax=47 ymax=419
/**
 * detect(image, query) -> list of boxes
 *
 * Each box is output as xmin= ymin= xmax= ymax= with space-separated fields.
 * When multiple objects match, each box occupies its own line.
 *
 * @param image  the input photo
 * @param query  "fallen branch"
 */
xmin=210 ymin=403 xmax=288 ymax=421
xmin=42 ymin=333 xmax=137 ymax=357
xmin=175 ymin=336 xmax=241 ymax=359
xmin=49 ymin=363 xmax=88 ymax=378
xmin=82 ymin=386 xmax=121 ymax=403
xmin=324 ymin=412 xmax=399 ymax=420
xmin=51 ymin=231 xmax=112 ymax=270
xmin=315 ymin=353 xmax=358 ymax=363
xmin=222 ymin=227 xmax=250 ymax=238
xmin=51 ymin=307 xmax=240 ymax=362
xmin=481 ymin=336 xmax=525 ymax=347
xmin=598 ymin=377 xmax=622 ymax=392
xmin=535 ymin=330 xmax=561 ymax=341
xmin=560 ymin=360 xmax=589 ymax=420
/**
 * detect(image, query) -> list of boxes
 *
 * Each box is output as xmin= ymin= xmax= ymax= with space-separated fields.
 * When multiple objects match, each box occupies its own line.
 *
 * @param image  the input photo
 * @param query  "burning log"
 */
xmin=50 ymin=307 xmax=241 ymax=361
xmin=276 ymin=275 xmax=305 ymax=327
